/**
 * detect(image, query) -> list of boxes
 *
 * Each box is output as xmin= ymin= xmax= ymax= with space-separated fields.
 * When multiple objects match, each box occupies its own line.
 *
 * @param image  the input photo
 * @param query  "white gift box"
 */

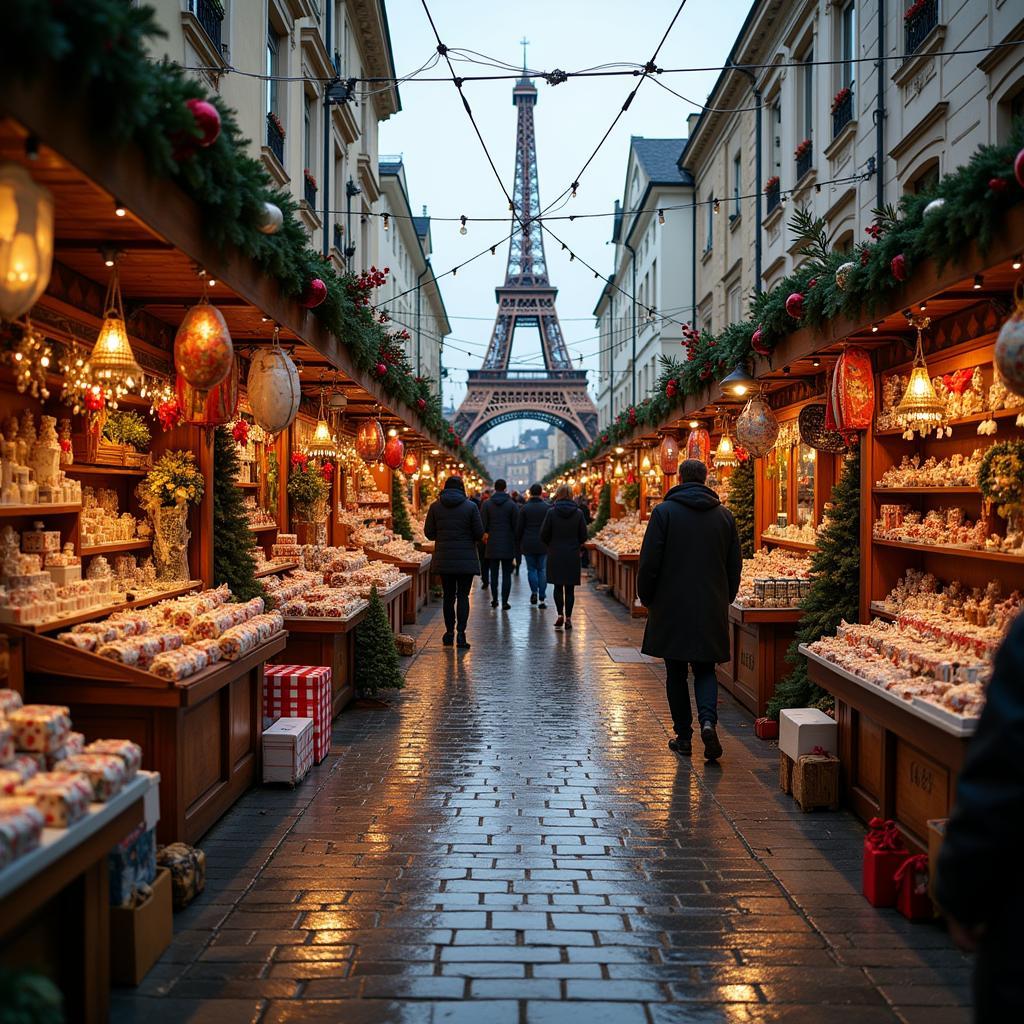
xmin=779 ymin=708 xmax=838 ymax=761
xmin=262 ymin=717 xmax=314 ymax=785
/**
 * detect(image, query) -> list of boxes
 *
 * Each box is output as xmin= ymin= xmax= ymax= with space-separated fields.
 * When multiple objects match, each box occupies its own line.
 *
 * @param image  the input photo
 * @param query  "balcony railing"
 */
xmin=189 ymin=0 xmax=224 ymax=51
xmin=266 ymin=115 xmax=285 ymax=165
xmin=796 ymin=142 xmax=814 ymax=182
xmin=304 ymin=178 xmax=318 ymax=208
xmin=832 ymin=89 xmax=854 ymax=138
xmin=765 ymin=179 xmax=781 ymax=215
xmin=905 ymin=0 xmax=939 ymax=56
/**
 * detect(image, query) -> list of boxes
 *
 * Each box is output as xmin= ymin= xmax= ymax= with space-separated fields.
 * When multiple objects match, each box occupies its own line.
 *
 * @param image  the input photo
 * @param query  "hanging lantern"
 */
xmin=613 ymin=459 xmax=624 ymax=478
xmin=383 ymin=434 xmax=405 ymax=470
xmin=798 ymin=403 xmax=852 ymax=454
xmin=640 ymin=451 xmax=652 ymax=473
xmin=306 ymin=389 xmax=338 ymax=458
xmin=833 ymin=346 xmax=875 ymax=430
xmin=421 ymin=456 xmax=432 ymax=475
xmin=247 ymin=328 xmax=301 ymax=433
xmin=896 ymin=315 xmax=947 ymax=437
xmin=713 ymin=428 xmax=738 ymax=469
xmin=994 ymin=282 xmax=1024 ymax=397
xmin=735 ymin=394 xmax=779 ymax=458
xmin=355 ymin=418 xmax=385 ymax=462
xmin=402 ymin=449 xmax=420 ymax=476
xmin=176 ymin=357 xmax=239 ymax=427
xmin=685 ymin=427 xmax=711 ymax=465
xmin=90 ymin=263 xmax=143 ymax=398
xmin=0 ymin=162 xmax=54 ymax=320
xmin=174 ymin=296 xmax=233 ymax=393
xmin=658 ymin=434 xmax=679 ymax=475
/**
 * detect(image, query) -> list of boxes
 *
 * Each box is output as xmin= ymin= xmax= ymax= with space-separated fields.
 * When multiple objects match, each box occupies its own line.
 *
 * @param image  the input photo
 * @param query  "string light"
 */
xmin=713 ymin=198 xmax=720 ymax=213
xmin=973 ymin=273 xmax=984 ymax=289
xmin=383 ymin=213 xmax=390 ymax=230
xmin=114 ymin=198 xmax=126 ymax=217
xmin=658 ymin=209 xmax=665 ymax=225
xmin=459 ymin=215 xmax=468 ymax=235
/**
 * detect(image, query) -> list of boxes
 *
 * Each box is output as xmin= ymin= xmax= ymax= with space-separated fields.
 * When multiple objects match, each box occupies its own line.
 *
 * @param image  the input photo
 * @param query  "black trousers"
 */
xmin=664 ymin=659 xmax=718 ymax=735
xmin=440 ymin=573 xmax=474 ymax=635
xmin=553 ymin=584 xmax=575 ymax=617
xmin=477 ymin=543 xmax=489 ymax=586
xmin=489 ymin=558 xmax=514 ymax=603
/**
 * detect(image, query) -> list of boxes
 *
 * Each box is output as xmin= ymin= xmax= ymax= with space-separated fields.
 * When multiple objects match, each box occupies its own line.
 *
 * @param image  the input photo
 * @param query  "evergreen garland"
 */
xmin=391 ymin=472 xmax=413 ymax=541
xmin=767 ymin=443 xmax=861 ymax=720
xmin=212 ymin=426 xmax=264 ymax=602
xmin=353 ymin=587 xmax=404 ymax=695
xmin=588 ymin=483 xmax=611 ymax=538
xmin=727 ymin=458 xmax=755 ymax=558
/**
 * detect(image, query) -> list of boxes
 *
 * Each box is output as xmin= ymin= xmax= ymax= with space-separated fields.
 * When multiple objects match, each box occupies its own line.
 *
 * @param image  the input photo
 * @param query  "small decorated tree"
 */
xmin=588 ymin=483 xmax=611 ymax=538
xmin=212 ymin=426 xmax=263 ymax=601
xmin=353 ymin=586 xmax=404 ymax=695
xmin=727 ymin=457 xmax=755 ymax=558
xmin=768 ymin=443 xmax=861 ymax=719
xmin=391 ymin=471 xmax=414 ymax=541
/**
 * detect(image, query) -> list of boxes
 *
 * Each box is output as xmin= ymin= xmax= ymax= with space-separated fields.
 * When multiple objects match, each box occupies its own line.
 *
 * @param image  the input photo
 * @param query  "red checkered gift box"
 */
xmin=263 ymin=665 xmax=332 ymax=763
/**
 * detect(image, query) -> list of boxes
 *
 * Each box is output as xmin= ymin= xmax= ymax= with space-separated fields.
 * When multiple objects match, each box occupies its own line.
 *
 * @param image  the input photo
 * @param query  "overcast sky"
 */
xmin=379 ymin=0 xmax=752 ymax=451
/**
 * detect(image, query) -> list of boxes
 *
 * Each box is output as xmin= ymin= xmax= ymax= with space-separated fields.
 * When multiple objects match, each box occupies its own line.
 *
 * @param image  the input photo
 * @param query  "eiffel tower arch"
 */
xmin=453 ymin=65 xmax=598 ymax=451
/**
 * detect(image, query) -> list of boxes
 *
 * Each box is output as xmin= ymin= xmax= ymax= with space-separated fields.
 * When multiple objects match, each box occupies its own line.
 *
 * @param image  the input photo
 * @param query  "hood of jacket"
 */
xmin=489 ymin=491 xmax=511 ymax=508
xmin=439 ymin=489 xmax=467 ymax=509
xmin=664 ymin=482 xmax=721 ymax=511
xmin=554 ymin=499 xmax=579 ymax=518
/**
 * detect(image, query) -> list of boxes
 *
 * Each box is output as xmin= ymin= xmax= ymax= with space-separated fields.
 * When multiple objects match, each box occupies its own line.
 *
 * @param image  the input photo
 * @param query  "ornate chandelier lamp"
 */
xmin=712 ymin=411 xmax=738 ymax=469
xmin=896 ymin=314 xmax=948 ymax=438
xmin=306 ymin=388 xmax=338 ymax=459
xmin=90 ymin=260 xmax=143 ymax=400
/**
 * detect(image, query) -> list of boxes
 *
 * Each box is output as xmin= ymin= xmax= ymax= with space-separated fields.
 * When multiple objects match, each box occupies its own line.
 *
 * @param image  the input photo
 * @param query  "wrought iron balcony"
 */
xmin=795 ymin=142 xmax=814 ymax=182
xmin=832 ymin=89 xmax=854 ymax=138
xmin=905 ymin=0 xmax=939 ymax=56
xmin=304 ymin=177 xmax=318 ymax=208
xmin=266 ymin=114 xmax=285 ymax=165
xmin=765 ymin=179 xmax=781 ymax=215
xmin=189 ymin=0 xmax=224 ymax=51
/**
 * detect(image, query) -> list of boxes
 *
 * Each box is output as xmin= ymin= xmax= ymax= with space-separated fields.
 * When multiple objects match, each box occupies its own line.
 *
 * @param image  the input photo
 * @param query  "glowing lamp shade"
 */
xmin=307 ymin=419 xmax=337 ymax=459
xmin=174 ymin=299 xmax=234 ymax=393
xmin=713 ymin=430 xmax=738 ymax=469
xmin=355 ymin=418 xmax=385 ymax=462
xmin=421 ymin=457 xmax=432 ymax=475
xmin=0 ymin=163 xmax=53 ymax=320
xmin=685 ymin=427 xmax=711 ymax=465
xmin=383 ymin=434 xmax=405 ymax=470
xmin=658 ymin=434 xmax=679 ymax=475
xmin=614 ymin=459 xmax=624 ymax=478
xmin=896 ymin=317 xmax=946 ymax=437
xmin=90 ymin=265 xmax=142 ymax=395
xmin=402 ymin=450 xmax=420 ymax=476
xmin=640 ymin=452 xmax=652 ymax=472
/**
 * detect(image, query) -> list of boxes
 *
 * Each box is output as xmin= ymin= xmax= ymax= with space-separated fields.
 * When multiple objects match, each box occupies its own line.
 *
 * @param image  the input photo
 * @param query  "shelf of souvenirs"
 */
xmin=760 ymin=518 xmax=820 ymax=554
xmin=366 ymin=538 xmax=432 ymax=568
xmin=266 ymin=555 xmax=409 ymax=622
xmin=0 ymin=504 xmax=82 ymax=518
xmin=253 ymin=560 xmax=297 ymax=579
xmin=733 ymin=547 xmax=813 ymax=611
xmin=588 ymin=512 xmax=644 ymax=557
xmin=64 ymin=465 xmax=147 ymax=478
xmin=79 ymin=539 xmax=152 ymax=557
xmin=250 ymin=524 xmax=278 ymax=534
xmin=873 ymin=449 xmax=986 ymax=494
xmin=873 ymin=505 xmax=1024 ymax=563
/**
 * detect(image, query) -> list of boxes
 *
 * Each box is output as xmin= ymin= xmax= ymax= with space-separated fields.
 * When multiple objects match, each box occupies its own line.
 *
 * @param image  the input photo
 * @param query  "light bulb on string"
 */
xmin=459 ymin=216 xmax=467 ymax=235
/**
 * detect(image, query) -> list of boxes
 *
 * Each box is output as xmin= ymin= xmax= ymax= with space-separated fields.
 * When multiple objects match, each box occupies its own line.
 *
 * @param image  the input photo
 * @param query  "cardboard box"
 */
xmin=263 ymin=664 xmax=332 ymax=763
xmin=110 ymin=866 xmax=172 ymax=986
xmin=779 ymin=708 xmax=837 ymax=761
xmin=262 ymin=717 xmax=314 ymax=785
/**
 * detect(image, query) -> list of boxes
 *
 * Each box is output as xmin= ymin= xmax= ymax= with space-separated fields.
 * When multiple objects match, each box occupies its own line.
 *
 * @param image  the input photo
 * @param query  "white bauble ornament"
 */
xmin=246 ymin=343 xmax=301 ymax=432
xmin=735 ymin=395 xmax=780 ymax=458
xmin=835 ymin=261 xmax=856 ymax=292
xmin=994 ymin=296 xmax=1024 ymax=398
xmin=923 ymin=198 xmax=946 ymax=217
xmin=256 ymin=201 xmax=283 ymax=235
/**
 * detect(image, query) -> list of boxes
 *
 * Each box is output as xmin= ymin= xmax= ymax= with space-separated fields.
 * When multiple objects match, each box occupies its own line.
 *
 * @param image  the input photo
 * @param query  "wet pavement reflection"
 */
xmin=113 ymin=573 xmax=971 ymax=1023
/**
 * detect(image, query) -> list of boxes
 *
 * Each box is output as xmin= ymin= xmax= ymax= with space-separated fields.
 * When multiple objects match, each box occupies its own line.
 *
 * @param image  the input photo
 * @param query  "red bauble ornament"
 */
xmin=751 ymin=324 xmax=770 ymax=356
xmin=989 ymin=176 xmax=1009 ymax=194
xmin=175 ymin=300 xmax=233 ymax=392
xmin=186 ymin=99 xmax=221 ymax=147
xmin=402 ymin=450 xmax=420 ymax=476
xmin=320 ymin=461 xmax=334 ymax=482
xmin=891 ymin=253 xmax=907 ymax=281
xmin=231 ymin=419 xmax=250 ymax=446
xmin=685 ymin=427 xmax=711 ymax=466
xmin=301 ymin=278 xmax=328 ymax=308
xmin=375 ymin=362 xmax=388 ymax=377
xmin=665 ymin=379 xmax=678 ymax=398
xmin=416 ymin=397 xmax=427 ymax=411
xmin=1015 ymin=148 xmax=1024 ymax=189
xmin=355 ymin=419 xmax=385 ymax=462
xmin=383 ymin=435 xmax=405 ymax=470
xmin=658 ymin=434 xmax=679 ymax=475
xmin=785 ymin=293 xmax=804 ymax=319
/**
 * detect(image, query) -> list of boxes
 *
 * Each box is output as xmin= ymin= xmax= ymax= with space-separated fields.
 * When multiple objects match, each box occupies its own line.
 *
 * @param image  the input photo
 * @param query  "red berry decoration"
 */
xmin=231 ymin=419 xmax=249 ymax=446
xmin=891 ymin=253 xmax=907 ymax=281
xmin=860 ymin=249 xmax=870 ymax=267
xmin=785 ymin=292 xmax=804 ymax=319
xmin=320 ymin=461 xmax=334 ymax=482
xmin=808 ymin=277 xmax=818 ymax=289
xmin=83 ymin=387 xmax=105 ymax=412
xmin=665 ymin=379 xmax=678 ymax=398
xmin=989 ymin=177 xmax=1009 ymax=194
xmin=416 ymin=397 xmax=426 ymax=411
xmin=1015 ymin=148 xmax=1024 ymax=189
xmin=375 ymin=362 xmax=388 ymax=377
xmin=186 ymin=99 xmax=221 ymax=147
xmin=157 ymin=398 xmax=183 ymax=431
xmin=301 ymin=278 xmax=328 ymax=308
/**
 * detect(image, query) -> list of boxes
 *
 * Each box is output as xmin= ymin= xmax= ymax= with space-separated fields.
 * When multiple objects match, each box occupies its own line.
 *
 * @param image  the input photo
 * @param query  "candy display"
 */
xmin=762 ymin=521 xmax=819 ymax=545
xmin=367 ymin=538 xmax=431 ymax=565
xmin=874 ymin=505 xmax=1024 ymax=554
xmin=271 ymin=533 xmax=302 ymax=560
xmin=15 ymin=770 xmax=93 ymax=827
xmin=5 ymin=704 xmax=71 ymax=754
xmin=0 ymin=412 xmax=82 ymax=506
xmin=243 ymin=496 xmax=275 ymax=529
xmin=357 ymin=487 xmax=389 ymax=505
xmin=79 ymin=486 xmax=145 ymax=548
xmin=0 ymin=798 xmax=45 ymax=867
xmin=734 ymin=548 xmax=814 ymax=608
xmin=345 ymin=562 xmax=404 ymax=594
xmin=876 ymin=450 xmax=984 ymax=489
xmin=52 ymin=753 xmax=126 ymax=801
xmin=83 ymin=739 xmax=142 ymax=779
xmin=590 ymin=513 xmax=645 ymax=555
xmin=218 ymin=611 xmax=285 ymax=660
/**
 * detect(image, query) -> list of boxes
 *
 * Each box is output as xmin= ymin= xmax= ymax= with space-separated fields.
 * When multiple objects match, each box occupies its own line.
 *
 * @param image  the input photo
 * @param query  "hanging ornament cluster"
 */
xmin=994 ymin=281 xmax=1024 ymax=398
xmin=0 ymin=162 xmax=54 ymax=321
xmin=896 ymin=314 xmax=949 ymax=438
xmin=658 ymin=434 xmax=679 ymax=475
xmin=832 ymin=346 xmax=876 ymax=431
xmin=6 ymin=321 xmax=51 ymax=398
xmin=735 ymin=394 xmax=780 ymax=458
xmin=355 ymin=418 xmax=385 ymax=462
xmin=247 ymin=328 xmax=301 ymax=433
xmin=382 ymin=434 xmax=405 ymax=470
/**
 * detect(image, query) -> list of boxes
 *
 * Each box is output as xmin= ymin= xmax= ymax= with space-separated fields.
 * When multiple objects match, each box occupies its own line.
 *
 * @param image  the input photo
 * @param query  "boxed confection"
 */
xmin=53 ymin=753 xmax=126 ymax=801
xmin=85 ymin=738 xmax=142 ymax=780
xmin=110 ymin=867 xmax=173 ymax=986
xmin=0 ymin=717 xmax=13 ymax=763
xmin=263 ymin=664 xmax=332 ymax=763
xmin=262 ymin=717 xmax=314 ymax=784
xmin=0 ymin=688 xmax=22 ymax=715
xmin=0 ymin=797 xmax=46 ymax=868
xmin=6 ymin=704 xmax=71 ymax=753
xmin=16 ymin=770 xmax=93 ymax=827
xmin=863 ymin=817 xmax=909 ymax=907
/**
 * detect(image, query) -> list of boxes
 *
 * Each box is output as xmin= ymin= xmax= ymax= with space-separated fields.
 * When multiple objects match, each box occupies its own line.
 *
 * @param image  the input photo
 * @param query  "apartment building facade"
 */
xmin=593 ymin=138 xmax=695 ymax=430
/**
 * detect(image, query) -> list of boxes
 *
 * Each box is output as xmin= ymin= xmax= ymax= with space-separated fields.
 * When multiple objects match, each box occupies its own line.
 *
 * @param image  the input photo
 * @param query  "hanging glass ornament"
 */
xmin=383 ymin=434 xmax=405 ymax=470
xmin=994 ymin=281 xmax=1024 ymax=398
xmin=658 ymin=434 xmax=679 ymax=475
xmin=0 ymin=162 xmax=53 ymax=320
xmin=246 ymin=327 xmax=301 ymax=433
xmin=174 ymin=292 xmax=233 ymax=394
xmin=735 ymin=394 xmax=779 ymax=458
xmin=355 ymin=418 xmax=385 ymax=462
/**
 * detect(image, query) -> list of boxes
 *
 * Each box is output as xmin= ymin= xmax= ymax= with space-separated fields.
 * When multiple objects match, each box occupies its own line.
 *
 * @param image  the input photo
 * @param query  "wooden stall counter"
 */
xmin=22 ymin=631 xmax=285 ymax=845
xmin=717 ymin=604 xmax=803 ymax=717
xmin=803 ymin=644 xmax=974 ymax=848
xmin=366 ymin=550 xmax=432 ymax=623
xmin=592 ymin=545 xmax=645 ymax=618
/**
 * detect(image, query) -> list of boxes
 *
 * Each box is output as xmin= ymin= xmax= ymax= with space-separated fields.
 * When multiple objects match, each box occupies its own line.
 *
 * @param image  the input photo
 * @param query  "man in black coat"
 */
xmin=424 ymin=476 xmax=484 ymax=650
xmin=516 ymin=483 xmax=550 ymax=609
xmin=637 ymin=459 xmax=741 ymax=760
xmin=481 ymin=478 xmax=518 ymax=609
xmin=936 ymin=613 xmax=1024 ymax=1019
xmin=476 ymin=488 xmax=492 ymax=591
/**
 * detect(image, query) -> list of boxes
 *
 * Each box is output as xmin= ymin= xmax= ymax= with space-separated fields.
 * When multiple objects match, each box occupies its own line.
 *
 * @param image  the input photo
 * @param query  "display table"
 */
xmin=802 ymin=644 xmax=975 ymax=847
xmin=592 ymin=545 xmax=645 ymax=617
xmin=585 ymin=542 xmax=611 ymax=586
xmin=717 ymin=604 xmax=803 ymax=717
xmin=0 ymin=774 xmax=151 ymax=1024
xmin=366 ymin=551 xmax=432 ymax=623
xmin=22 ymin=631 xmax=286 ymax=844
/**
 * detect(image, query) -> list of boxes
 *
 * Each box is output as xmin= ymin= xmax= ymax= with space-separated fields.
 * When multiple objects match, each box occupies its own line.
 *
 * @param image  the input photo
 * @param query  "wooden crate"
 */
xmin=778 ymin=750 xmax=793 ymax=794
xmin=792 ymin=753 xmax=841 ymax=812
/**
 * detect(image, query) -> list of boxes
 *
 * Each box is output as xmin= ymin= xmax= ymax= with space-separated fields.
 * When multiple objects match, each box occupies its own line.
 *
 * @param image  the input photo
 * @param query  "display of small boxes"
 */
xmin=263 ymin=664 xmax=331 ymax=763
xmin=0 ymin=797 xmax=45 ymax=868
xmin=779 ymin=708 xmax=837 ymax=761
xmin=0 ymin=689 xmax=22 ymax=715
xmin=0 ymin=718 xmax=13 ymax=763
xmin=6 ymin=704 xmax=71 ymax=753
xmin=47 ymin=563 xmax=82 ymax=587
xmin=16 ymin=770 xmax=93 ymax=827
xmin=85 ymin=738 xmax=142 ymax=780
xmin=262 ymin=717 xmax=314 ymax=785
xmin=54 ymin=753 xmax=126 ymax=801
xmin=22 ymin=528 xmax=61 ymax=554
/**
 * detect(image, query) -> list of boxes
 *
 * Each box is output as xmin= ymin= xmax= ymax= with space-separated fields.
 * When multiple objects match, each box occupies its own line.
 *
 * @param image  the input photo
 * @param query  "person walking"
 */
xmin=516 ymin=483 xmax=549 ymax=609
xmin=477 ymin=488 xmax=492 ymax=591
xmin=637 ymin=459 xmax=740 ymax=761
xmin=481 ymin=479 xmax=518 ymax=609
xmin=936 ymin=612 xmax=1024 ymax=1019
xmin=424 ymin=476 xmax=483 ymax=650
xmin=576 ymin=494 xmax=593 ymax=569
xmin=540 ymin=484 xmax=587 ymax=631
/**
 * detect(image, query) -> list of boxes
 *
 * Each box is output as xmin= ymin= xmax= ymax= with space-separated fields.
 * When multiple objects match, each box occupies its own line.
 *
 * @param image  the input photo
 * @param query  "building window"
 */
xmin=727 ymin=283 xmax=741 ymax=326
xmin=704 ymin=192 xmax=713 ymax=252
xmin=802 ymin=50 xmax=814 ymax=143
xmin=266 ymin=25 xmax=280 ymax=116
xmin=909 ymin=160 xmax=940 ymax=195
xmin=732 ymin=153 xmax=741 ymax=217
xmin=771 ymin=100 xmax=782 ymax=176
xmin=841 ymin=3 xmax=856 ymax=91
xmin=304 ymin=94 xmax=314 ymax=171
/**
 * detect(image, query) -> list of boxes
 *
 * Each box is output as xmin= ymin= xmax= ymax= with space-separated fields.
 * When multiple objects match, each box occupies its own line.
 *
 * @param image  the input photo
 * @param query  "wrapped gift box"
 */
xmin=7 ymin=704 xmax=71 ymax=753
xmin=895 ymin=854 xmax=933 ymax=921
xmin=109 ymin=823 xmax=157 ymax=906
xmin=779 ymin=708 xmax=837 ymax=761
xmin=0 ymin=719 xmax=13 ymax=763
xmin=47 ymin=564 xmax=82 ymax=587
xmin=85 ymin=739 xmax=143 ymax=780
xmin=22 ymin=529 xmax=61 ymax=554
xmin=156 ymin=842 xmax=206 ymax=910
xmin=0 ymin=689 xmax=22 ymax=715
xmin=54 ymin=753 xmax=126 ymax=801
xmin=754 ymin=717 xmax=779 ymax=740
xmin=0 ymin=797 xmax=45 ymax=868
xmin=863 ymin=817 xmax=909 ymax=907
xmin=263 ymin=664 xmax=332 ymax=763
xmin=17 ymin=770 xmax=92 ymax=827
xmin=262 ymin=717 xmax=314 ymax=785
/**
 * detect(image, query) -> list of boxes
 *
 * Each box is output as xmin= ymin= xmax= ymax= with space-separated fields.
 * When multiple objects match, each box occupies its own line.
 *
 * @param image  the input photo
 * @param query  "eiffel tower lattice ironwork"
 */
xmin=453 ymin=62 xmax=598 ymax=452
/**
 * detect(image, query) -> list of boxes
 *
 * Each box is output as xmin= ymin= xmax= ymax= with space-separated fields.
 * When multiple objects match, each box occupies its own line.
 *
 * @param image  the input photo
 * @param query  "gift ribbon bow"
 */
xmin=866 ymin=817 xmax=907 ymax=852
xmin=942 ymin=368 xmax=973 ymax=396
xmin=810 ymin=745 xmax=831 ymax=757
xmin=894 ymin=853 xmax=930 ymax=895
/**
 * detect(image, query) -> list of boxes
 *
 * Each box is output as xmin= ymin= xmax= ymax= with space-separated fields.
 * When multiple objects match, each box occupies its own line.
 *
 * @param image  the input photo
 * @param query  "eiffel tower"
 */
xmin=453 ymin=50 xmax=597 ymax=452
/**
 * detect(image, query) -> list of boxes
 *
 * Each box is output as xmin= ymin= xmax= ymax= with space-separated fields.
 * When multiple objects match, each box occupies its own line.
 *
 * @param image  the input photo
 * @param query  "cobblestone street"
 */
xmin=113 ymin=576 xmax=972 ymax=1024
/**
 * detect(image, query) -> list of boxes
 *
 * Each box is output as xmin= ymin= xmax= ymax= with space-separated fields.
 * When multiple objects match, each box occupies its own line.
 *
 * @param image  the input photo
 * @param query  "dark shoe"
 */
xmin=701 ymin=722 xmax=723 ymax=761
xmin=554 ymin=616 xmax=564 ymax=630
xmin=456 ymin=634 xmax=471 ymax=649
xmin=564 ymin=617 xmax=572 ymax=630
xmin=491 ymin=599 xmax=498 ymax=608
xmin=502 ymin=602 xmax=511 ymax=610
xmin=441 ymin=632 xmax=454 ymax=647
xmin=481 ymin=582 xmax=488 ymax=591
xmin=669 ymin=736 xmax=691 ymax=756
xmin=538 ymin=601 xmax=546 ymax=609
xmin=530 ymin=593 xmax=538 ymax=605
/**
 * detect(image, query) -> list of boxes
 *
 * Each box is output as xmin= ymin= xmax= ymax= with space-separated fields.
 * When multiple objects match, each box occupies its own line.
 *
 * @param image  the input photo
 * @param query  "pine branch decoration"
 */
xmin=391 ymin=471 xmax=414 ymax=542
xmin=727 ymin=459 xmax=755 ymax=559
xmin=212 ymin=426 xmax=264 ymax=602
xmin=353 ymin=586 xmax=404 ymax=695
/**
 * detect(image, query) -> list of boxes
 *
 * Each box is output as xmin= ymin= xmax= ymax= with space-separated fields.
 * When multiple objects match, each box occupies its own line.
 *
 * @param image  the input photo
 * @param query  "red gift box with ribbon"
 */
xmin=895 ymin=853 xmax=932 ymax=921
xmin=754 ymin=717 xmax=778 ymax=740
xmin=863 ymin=817 xmax=908 ymax=907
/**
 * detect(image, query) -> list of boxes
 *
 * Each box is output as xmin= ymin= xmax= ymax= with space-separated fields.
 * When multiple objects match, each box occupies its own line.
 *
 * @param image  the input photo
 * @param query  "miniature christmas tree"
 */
xmin=212 ymin=426 xmax=264 ymax=601
xmin=391 ymin=471 xmax=414 ymax=541
xmin=767 ymin=442 xmax=861 ymax=720
xmin=353 ymin=586 xmax=405 ymax=695
xmin=588 ymin=483 xmax=611 ymax=538
xmin=727 ymin=458 xmax=755 ymax=558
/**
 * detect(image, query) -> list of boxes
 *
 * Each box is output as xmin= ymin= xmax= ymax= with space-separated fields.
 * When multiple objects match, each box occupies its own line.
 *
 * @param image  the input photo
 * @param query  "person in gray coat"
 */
xmin=540 ymin=484 xmax=588 ymax=631
xmin=637 ymin=459 xmax=741 ymax=761
xmin=481 ymin=479 xmax=519 ymax=610
xmin=516 ymin=483 xmax=550 ymax=608
xmin=424 ymin=476 xmax=484 ymax=649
